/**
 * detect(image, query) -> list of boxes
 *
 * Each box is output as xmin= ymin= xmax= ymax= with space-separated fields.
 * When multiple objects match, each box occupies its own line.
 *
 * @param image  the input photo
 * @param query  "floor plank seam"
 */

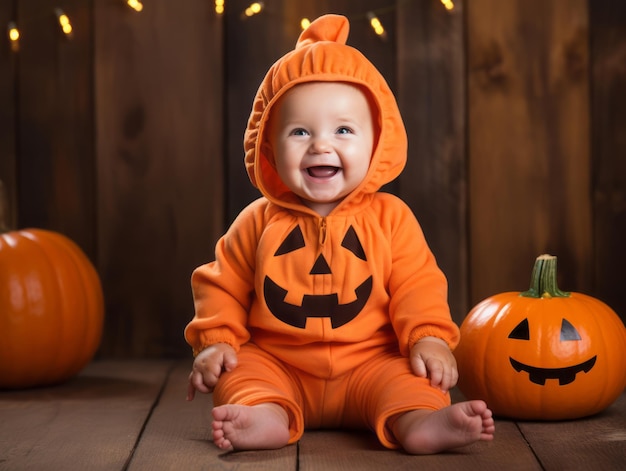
xmin=121 ymin=361 xmax=177 ymax=471
xmin=515 ymin=422 xmax=546 ymax=471
xmin=296 ymin=441 xmax=301 ymax=471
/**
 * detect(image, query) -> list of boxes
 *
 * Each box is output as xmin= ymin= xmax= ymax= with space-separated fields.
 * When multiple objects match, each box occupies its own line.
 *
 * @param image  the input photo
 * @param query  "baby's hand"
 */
xmin=187 ymin=343 xmax=237 ymax=401
xmin=410 ymin=337 xmax=458 ymax=393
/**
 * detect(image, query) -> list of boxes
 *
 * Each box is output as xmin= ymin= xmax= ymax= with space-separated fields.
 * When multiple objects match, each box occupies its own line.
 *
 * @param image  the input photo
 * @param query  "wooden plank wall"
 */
xmin=589 ymin=0 xmax=626 ymax=328
xmin=14 ymin=0 xmax=95 ymax=256
xmin=396 ymin=0 xmax=466 ymax=318
xmin=93 ymin=0 xmax=225 ymax=357
xmin=467 ymin=0 xmax=592 ymax=300
xmin=0 ymin=1 xmax=18 ymax=230
xmin=0 ymin=0 xmax=624 ymax=358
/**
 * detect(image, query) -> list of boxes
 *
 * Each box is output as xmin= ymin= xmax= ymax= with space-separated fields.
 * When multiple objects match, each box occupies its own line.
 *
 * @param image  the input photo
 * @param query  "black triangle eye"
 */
xmin=561 ymin=319 xmax=582 ymax=341
xmin=341 ymin=226 xmax=366 ymax=260
xmin=275 ymin=226 xmax=305 ymax=255
xmin=509 ymin=319 xmax=530 ymax=340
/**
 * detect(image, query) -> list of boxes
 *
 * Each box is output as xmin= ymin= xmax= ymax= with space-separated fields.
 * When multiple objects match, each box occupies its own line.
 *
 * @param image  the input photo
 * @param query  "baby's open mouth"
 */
xmin=306 ymin=166 xmax=340 ymax=178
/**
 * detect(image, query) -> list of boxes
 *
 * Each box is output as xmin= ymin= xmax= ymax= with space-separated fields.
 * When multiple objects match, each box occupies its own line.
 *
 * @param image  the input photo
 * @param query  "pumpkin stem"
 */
xmin=520 ymin=254 xmax=570 ymax=298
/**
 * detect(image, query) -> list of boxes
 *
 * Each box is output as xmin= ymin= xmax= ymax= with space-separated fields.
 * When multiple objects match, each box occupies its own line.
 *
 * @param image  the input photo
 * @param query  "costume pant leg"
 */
xmin=213 ymin=343 xmax=305 ymax=444
xmin=344 ymin=349 xmax=451 ymax=449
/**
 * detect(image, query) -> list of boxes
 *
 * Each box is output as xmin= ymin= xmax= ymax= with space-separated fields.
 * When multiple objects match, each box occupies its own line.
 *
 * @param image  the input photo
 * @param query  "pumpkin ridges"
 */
xmin=0 ymin=232 xmax=59 ymax=385
xmin=68 ymin=236 xmax=104 ymax=367
xmin=0 ymin=228 xmax=104 ymax=389
xmin=1 ymin=180 xmax=103 ymax=388
xmin=63 ymin=231 xmax=104 ymax=373
xmin=455 ymin=255 xmax=626 ymax=420
xmin=18 ymin=231 xmax=76 ymax=385
xmin=572 ymin=292 xmax=626 ymax=400
xmin=28 ymin=229 xmax=104 ymax=383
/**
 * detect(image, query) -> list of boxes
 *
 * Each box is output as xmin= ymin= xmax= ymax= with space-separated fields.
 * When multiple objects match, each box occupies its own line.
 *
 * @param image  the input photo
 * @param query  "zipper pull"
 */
xmin=318 ymin=217 xmax=327 ymax=246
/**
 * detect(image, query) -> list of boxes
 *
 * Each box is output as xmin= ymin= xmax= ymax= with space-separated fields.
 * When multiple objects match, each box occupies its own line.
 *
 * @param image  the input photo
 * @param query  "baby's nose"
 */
xmin=310 ymin=136 xmax=332 ymax=153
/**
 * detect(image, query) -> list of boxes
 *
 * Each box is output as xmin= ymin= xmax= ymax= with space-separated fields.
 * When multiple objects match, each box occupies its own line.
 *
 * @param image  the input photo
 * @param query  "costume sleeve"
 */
xmin=184 ymin=199 xmax=267 ymax=356
xmin=382 ymin=196 xmax=460 ymax=356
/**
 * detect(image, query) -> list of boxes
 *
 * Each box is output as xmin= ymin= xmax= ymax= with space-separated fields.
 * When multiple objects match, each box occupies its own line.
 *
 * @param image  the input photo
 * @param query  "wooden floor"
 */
xmin=1 ymin=360 xmax=625 ymax=470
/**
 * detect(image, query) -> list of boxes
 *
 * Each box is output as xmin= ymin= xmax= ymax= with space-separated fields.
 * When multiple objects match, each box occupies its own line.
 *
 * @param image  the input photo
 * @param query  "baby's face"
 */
xmin=267 ymin=82 xmax=374 ymax=216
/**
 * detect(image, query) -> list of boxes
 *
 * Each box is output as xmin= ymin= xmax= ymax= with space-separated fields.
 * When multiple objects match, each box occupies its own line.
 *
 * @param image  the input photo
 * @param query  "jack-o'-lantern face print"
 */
xmin=508 ymin=317 xmax=596 ymax=385
xmin=263 ymin=224 xmax=372 ymax=329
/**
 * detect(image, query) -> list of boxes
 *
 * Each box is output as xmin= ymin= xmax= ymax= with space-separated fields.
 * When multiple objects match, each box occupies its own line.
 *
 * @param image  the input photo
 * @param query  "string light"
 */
xmin=127 ymin=0 xmax=144 ymax=12
xmin=243 ymin=2 xmax=263 ymax=18
xmin=7 ymin=21 xmax=19 ymax=52
xmin=441 ymin=0 xmax=455 ymax=11
xmin=367 ymin=12 xmax=386 ymax=40
xmin=6 ymin=1 xmax=428 ymax=51
xmin=54 ymin=8 xmax=73 ymax=38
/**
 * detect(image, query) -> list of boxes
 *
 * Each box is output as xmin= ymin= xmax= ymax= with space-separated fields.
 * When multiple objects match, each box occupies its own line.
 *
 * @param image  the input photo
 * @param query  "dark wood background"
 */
xmin=1 ymin=0 xmax=624 ymax=358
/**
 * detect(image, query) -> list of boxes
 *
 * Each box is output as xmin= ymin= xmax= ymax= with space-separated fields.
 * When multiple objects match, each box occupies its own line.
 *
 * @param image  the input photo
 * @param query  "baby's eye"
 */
xmin=290 ymin=128 xmax=309 ymax=136
xmin=336 ymin=126 xmax=353 ymax=135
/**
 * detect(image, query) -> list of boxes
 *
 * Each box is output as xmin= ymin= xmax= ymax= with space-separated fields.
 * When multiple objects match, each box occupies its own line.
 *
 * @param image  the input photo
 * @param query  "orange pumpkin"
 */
xmin=0 ymin=184 xmax=104 ymax=389
xmin=455 ymin=254 xmax=626 ymax=420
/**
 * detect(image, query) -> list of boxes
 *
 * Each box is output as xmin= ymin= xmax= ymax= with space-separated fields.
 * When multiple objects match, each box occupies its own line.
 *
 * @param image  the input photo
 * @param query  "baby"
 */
xmin=186 ymin=14 xmax=494 ymax=454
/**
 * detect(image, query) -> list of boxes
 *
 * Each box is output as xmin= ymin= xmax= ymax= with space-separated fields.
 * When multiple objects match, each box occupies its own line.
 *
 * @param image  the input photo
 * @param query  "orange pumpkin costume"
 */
xmin=184 ymin=14 xmax=460 ymax=449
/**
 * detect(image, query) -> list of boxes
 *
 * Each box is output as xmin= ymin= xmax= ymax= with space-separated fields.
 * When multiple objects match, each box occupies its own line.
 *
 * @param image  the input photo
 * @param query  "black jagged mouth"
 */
xmin=509 ymin=356 xmax=597 ymax=385
xmin=263 ymin=275 xmax=372 ymax=329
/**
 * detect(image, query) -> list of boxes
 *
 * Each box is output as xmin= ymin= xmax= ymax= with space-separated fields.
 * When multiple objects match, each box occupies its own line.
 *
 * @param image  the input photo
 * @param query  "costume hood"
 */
xmin=244 ymin=14 xmax=407 ymax=214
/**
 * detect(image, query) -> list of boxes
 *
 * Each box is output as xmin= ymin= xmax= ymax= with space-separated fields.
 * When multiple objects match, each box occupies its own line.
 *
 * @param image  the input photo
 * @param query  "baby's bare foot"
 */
xmin=211 ymin=403 xmax=291 ymax=451
xmin=391 ymin=400 xmax=495 ymax=454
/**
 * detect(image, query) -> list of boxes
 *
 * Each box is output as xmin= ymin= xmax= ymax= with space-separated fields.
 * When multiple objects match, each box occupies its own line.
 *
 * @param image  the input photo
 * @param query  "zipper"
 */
xmin=318 ymin=217 xmax=328 ymax=246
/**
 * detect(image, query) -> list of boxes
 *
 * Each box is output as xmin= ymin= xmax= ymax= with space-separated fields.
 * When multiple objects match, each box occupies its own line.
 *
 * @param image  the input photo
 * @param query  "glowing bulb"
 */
xmin=300 ymin=18 xmax=311 ymax=30
xmin=8 ymin=25 xmax=19 ymax=41
xmin=244 ymin=2 xmax=263 ymax=17
xmin=441 ymin=0 xmax=455 ymax=11
xmin=127 ymin=0 xmax=144 ymax=12
xmin=8 ymin=21 xmax=19 ymax=52
xmin=54 ymin=9 xmax=73 ymax=37
xmin=367 ymin=12 xmax=386 ymax=38
xmin=215 ymin=0 xmax=225 ymax=14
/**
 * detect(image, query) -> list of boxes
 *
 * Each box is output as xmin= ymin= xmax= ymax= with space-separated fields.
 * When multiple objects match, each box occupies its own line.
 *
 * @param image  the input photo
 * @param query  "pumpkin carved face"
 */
xmin=263 ymin=224 xmax=372 ymax=329
xmin=455 ymin=255 xmax=626 ymax=420
xmin=508 ymin=317 xmax=596 ymax=385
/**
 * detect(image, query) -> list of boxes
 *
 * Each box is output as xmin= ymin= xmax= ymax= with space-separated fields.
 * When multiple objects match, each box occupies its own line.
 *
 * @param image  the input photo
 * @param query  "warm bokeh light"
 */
xmin=127 ymin=0 xmax=144 ymax=12
xmin=55 ymin=9 xmax=73 ymax=36
xmin=367 ymin=13 xmax=385 ymax=37
xmin=8 ymin=23 xmax=19 ymax=42
xmin=8 ymin=21 xmax=19 ymax=51
xmin=244 ymin=2 xmax=263 ymax=17
xmin=441 ymin=0 xmax=455 ymax=11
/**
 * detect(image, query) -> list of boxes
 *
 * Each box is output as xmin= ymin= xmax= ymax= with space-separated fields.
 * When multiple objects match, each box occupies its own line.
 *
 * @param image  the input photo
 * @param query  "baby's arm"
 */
xmin=410 ymin=337 xmax=459 ymax=393
xmin=187 ymin=343 xmax=238 ymax=401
